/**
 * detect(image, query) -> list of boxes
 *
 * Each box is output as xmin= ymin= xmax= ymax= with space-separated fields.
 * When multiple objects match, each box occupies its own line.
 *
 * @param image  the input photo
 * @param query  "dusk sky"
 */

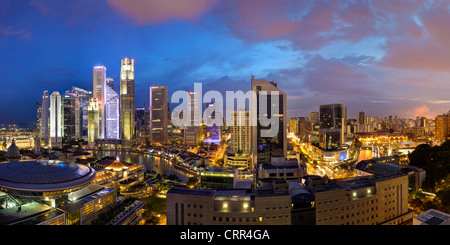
xmin=1 ymin=0 xmax=450 ymax=126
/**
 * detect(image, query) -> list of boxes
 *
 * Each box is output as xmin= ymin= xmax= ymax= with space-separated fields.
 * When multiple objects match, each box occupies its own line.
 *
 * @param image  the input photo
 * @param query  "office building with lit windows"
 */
xmin=435 ymin=112 xmax=450 ymax=141
xmin=251 ymin=76 xmax=287 ymax=164
xmin=40 ymin=90 xmax=50 ymax=146
xmin=71 ymin=86 xmax=92 ymax=140
xmin=93 ymin=66 xmax=107 ymax=139
xmin=229 ymin=110 xmax=251 ymax=155
xmin=166 ymin=186 xmax=292 ymax=225
xmin=105 ymin=85 xmax=120 ymax=139
xmin=88 ymin=97 xmax=99 ymax=144
xmin=120 ymin=58 xmax=135 ymax=142
xmin=184 ymin=91 xmax=201 ymax=146
xmin=307 ymin=173 xmax=414 ymax=225
xmin=49 ymin=91 xmax=63 ymax=148
xmin=319 ymin=104 xmax=347 ymax=150
xmin=150 ymin=86 xmax=168 ymax=145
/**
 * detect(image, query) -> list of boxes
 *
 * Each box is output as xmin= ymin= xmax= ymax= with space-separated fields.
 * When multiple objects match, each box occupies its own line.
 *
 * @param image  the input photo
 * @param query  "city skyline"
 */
xmin=2 ymin=0 xmax=450 ymax=125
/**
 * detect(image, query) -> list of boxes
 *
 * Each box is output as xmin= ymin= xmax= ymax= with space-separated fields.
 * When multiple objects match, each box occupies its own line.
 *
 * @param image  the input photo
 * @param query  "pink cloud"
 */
xmin=107 ymin=0 xmax=218 ymax=25
xmin=381 ymin=4 xmax=450 ymax=72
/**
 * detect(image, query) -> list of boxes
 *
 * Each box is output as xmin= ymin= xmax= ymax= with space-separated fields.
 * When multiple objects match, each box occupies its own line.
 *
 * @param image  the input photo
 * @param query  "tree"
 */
xmin=437 ymin=188 xmax=450 ymax=207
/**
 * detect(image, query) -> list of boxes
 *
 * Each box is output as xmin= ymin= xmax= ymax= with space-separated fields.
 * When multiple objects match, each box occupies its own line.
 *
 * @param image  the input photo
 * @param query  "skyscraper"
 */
xmin=150 ymin=86 xmax=168 ymax=145
xmin=36 ymin=100 xmax=42 ymax=140
xmin=229 ymin=110 xmax=251 ymax=155
xmin=105 ymin=85 xmax=120 ymax=139
xmin=93 ymin=66 xmax=106 ymax=139
xmin=251 ymin=76 xmax=287 ymax=164
xmin=120 ymin=58 xmax=135 ymax=142
xmin=106 ymin=77 xmax=114 ymax=90
xmin=359 ymin=111 xmax=365 ymax=124
xmin=71 ymin=86 xmax=92 ymax=140
xmin=319 ymin=104 xmax=347 ymax=150
xmin=88 ymin=97 xmax=99 ymax=144
xmin=40 ymin=90 xmax=50 ymax=146
xmin=184 ymin=91 xmax=200 ymax=146
xmin=435 ymin=112 xmax=450 ymax=141
xmin=63 ymin=93 xmax=75 ymax=141
xmin=49 ymin=91 xmax=63 ymax=148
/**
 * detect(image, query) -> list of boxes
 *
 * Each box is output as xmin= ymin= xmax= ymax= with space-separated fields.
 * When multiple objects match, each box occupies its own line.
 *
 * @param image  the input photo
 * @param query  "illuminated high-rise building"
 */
xmin=120 ymin=58 xmax=135 ymax=142
xmin=359 ymin=111 xmax=365 ymax=124
xmin=150 ymin=86 xmax=168 ymax=145
xmin=63 ymin=93 xmax=75 ymax=141
xmin=49 ymin=91 xmax=63 ymax=148
xmin=71 ymin=86 xmax=92 ymax=140
xmin=93 ymin=66 xmax=106 ymax=139
xmin=184 ymin=91 xmax=200 ymax=146
xmin=251 ymin=76 xmax=287 ymax=164
xmin=106 ymin=77 xmax=114 ymax=90
xmin=229 ymin=110 xmax=251 ymax=155
xmin=88 ymin=98 xmax=99 ymax=144
xmin=435 ymin=112 xmax=450 ymax=141
xmin=40 ymin=90 xmax=50 ymax=146
xmin=105 ymin=85 xmax=120 ymax=139
xmin=319 ymin=104 xmax=347 ymax=150
xmin=36 ymin=100 xmax=42 ymax=140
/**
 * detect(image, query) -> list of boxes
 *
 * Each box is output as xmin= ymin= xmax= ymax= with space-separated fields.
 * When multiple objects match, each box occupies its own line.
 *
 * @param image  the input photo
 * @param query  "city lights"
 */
xmin=3 ymin=1 xmax=450 ymax=233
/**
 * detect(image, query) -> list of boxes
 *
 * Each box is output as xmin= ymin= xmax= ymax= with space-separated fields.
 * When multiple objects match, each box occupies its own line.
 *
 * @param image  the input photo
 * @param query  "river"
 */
xmin=93 ymin=150 xmax=193 ymax=183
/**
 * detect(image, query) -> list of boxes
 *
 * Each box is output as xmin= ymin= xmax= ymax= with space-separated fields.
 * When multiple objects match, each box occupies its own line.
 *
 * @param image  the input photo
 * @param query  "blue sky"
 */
xmin=1 ymin=0 xmax=450 ymax=125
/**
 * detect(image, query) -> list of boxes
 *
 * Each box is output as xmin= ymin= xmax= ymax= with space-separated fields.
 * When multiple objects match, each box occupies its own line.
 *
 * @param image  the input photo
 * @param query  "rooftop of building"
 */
xmin=0 ymin=160 xmax=95 ymax=193
xmin=309 ymin=173 xmax=407 ymax=192
xmin=414 ymin=209 xmax=450 ymax=225
xmin=0 ymin=184 xmax=115 ymax=225
xmin=356 ymin=159 xmax=422 ymax=176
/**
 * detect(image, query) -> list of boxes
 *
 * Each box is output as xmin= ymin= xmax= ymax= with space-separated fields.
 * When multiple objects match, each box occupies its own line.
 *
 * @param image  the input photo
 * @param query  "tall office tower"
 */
xmin=120 ymin=58 xmax=135 ymax=142
xmin=229 ymin=110 xmax=251 ymax=155
xmin=40 ymin=90 xmax=50 ymax=146
xmin=63 ymin=93 xmax=76 ymax=141
xmin=310 ymin=111 xmax=319 ymax=125
xmin=105 ymin=85 xmax=120 ymax=139
xmin=69 ymin=86 xmax=92 ymax=140
xmin=88 ymin=98 xmax=99 ymax=144
xmin=71 ymin=86 xmax=92 ymax=140
xmin=150 ymin=86 xmax=168 ymax=145
xmin=36 ymin=100 xmax=42 ymax=140
xmin=359 ymin=111 xmax=365 ymax=124
xmin=49 ymin=91 xmax=63 ymax=148
xmin=251 ymin=76 xmax=287 ymax=164
xmin=135 ymin=107 xmax=149 ymax=143
xmin=106 ymin=77 xmax=114 ymax=90
xmin=319 ymin=104 xmax=347 ymax=150
xmin=93 ymin=66 xmax=106 ymax=139
xmin=184 ymin=91 xmax=201 ymax=146
xmin=435 ymin=112 xmax=450 ymax=141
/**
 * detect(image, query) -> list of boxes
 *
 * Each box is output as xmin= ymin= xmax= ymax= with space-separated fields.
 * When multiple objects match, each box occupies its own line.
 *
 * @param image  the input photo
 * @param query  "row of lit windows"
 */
xmin=318 ymin=213 xmax=379 ymax=225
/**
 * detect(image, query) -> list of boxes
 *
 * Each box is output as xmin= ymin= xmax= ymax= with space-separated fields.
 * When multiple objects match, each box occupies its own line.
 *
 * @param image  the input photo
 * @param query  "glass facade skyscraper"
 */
xmin=251 ymin=76 xmax=287 ymax=164
xmin=120 ymin=58 xmax=135 ymax=142
xmin=105 ymin=85 xmax=120 ymax=139
xmin=150 ymin=86 xmax=168 ymax=145
xmin=49 ymin=91 xmax=63 ymax=148
xmin=93 ymin=66 xmax=106 ymax=139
